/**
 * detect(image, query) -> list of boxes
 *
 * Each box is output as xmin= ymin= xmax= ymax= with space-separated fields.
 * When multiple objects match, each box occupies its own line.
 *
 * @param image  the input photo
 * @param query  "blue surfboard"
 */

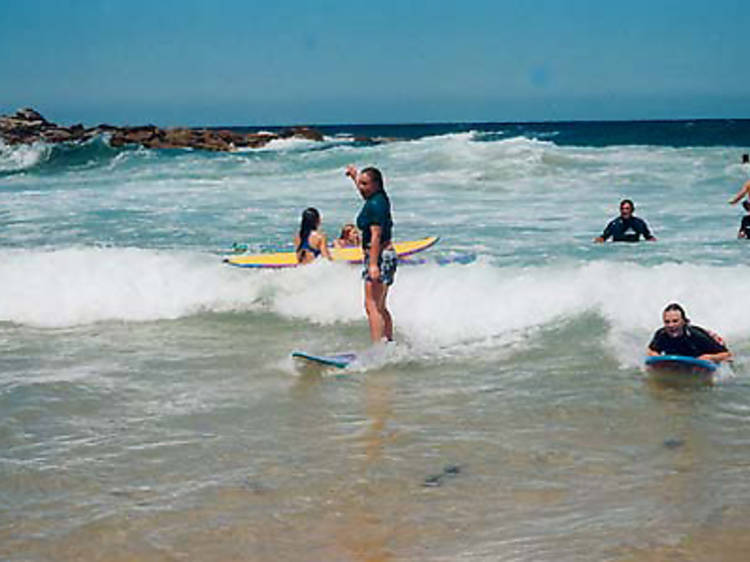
xmin=644 ymin=354 xmax=717 ymax=373
xmin=292 ymin=350 xmax=357 ymax=369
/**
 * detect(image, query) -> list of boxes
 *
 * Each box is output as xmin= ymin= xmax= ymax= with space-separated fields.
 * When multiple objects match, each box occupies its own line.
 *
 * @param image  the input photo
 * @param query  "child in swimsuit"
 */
xmin=294 ymin=207 xmax=332 ymax=264
xmin=333 ymin=223 xmax=361 ymax=248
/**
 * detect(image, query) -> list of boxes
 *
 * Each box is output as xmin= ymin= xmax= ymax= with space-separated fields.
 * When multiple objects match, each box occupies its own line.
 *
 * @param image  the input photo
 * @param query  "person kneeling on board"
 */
xmin=594 ymin=199 xmax=656 ymax=243
xmin=294 ymin=207 xmax=332 ymax=264
xmin=647 ymin=302 xmax=732 ymax=364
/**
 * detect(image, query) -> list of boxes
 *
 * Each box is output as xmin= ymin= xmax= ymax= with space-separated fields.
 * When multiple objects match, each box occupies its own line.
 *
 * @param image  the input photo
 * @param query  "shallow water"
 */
xmin=2 ymin=121 xmax=750 ymax=560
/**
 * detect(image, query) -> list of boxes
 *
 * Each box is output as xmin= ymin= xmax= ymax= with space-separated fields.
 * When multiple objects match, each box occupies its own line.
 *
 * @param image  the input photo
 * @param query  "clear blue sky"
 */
xmin=1 ymin=0 xmax=747 ymax=126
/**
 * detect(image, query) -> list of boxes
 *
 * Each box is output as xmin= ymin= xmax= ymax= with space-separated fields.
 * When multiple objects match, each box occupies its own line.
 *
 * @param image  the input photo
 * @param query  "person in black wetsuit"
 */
xmin=647 ymin=302 xmax=732 ymax=364
xmin=738 ymin=200 xmax=750 ymax=239
xmin=595 ymin=199 xmax=656 ymax=243
xmin=294 ymin=207 xmax=332 ymax=264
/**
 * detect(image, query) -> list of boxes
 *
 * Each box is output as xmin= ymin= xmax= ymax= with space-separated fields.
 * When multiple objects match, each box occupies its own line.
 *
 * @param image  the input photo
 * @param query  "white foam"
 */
xmin=0 ymin=141 xmax=50 ymax=172
xmin=264 ymin=259 xmax=750 ymax=364
xmin=0 ymin=248 xmax=264 ymax=327
xmin=1 ymin=248 xmax=747 ymax=369
xmin=260 ymin=137 xmax=323 ymax=151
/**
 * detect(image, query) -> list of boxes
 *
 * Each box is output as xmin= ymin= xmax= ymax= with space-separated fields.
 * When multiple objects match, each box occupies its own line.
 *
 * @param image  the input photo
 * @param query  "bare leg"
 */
xmin=379 ymin=285 xmax=392 ymax=341
xmin=364 ymin=280 xmax=387 ymax=343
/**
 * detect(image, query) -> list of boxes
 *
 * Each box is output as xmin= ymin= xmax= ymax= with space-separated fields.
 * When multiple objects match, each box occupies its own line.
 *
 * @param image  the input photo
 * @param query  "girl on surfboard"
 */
xmin=345 ymin=165 xmax=396 ymax=344
xmin=294 ymin=207 xmax=332 ymax=264
xmin=647 ymin=302 xmax=732 ymax=363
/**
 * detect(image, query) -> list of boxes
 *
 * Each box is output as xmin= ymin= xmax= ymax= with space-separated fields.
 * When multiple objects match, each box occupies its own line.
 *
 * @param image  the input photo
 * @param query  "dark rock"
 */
xmin=41 ymin=128 xmax=74 ymax=143
xmin=663 ymin=438 xmax=685 ymax=449
xmin=279 ymin=126 xmax=324 ymax=141
xmin=422 ymin=464 xmax=463 ymax=488
xmin=15 ymin=108 xmax=47 ymax=123
xmin=0 ymin=106 xmax=324 ymax=152
xmin=241 ymin=132 xmax=277 ymax=148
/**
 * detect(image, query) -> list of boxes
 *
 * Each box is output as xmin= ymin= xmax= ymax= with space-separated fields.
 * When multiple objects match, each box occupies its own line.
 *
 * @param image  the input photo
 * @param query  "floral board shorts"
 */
xmin=362 ymin=248 xmax=398 ymax=286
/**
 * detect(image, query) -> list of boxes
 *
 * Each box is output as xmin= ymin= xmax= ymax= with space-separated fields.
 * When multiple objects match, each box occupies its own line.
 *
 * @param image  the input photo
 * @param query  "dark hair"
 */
xmin=361 ymin=167 xmax=384 ymax=192
xmin=743 ymin=200 xmax=750 ymax=212
xmin=742 ymin=153 xmax=749 ymax=164
xmin=663 ymin=302 xmax=689 ymax=323
xmin=297 ymin=207 xmax=320 ymax=255
xmin=620 ymin=199 xmax=635 ymax=210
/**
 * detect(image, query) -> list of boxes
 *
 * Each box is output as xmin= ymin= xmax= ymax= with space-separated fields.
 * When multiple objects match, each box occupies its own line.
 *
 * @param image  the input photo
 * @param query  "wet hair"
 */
xmin=743 ymin=200 xmax=750 ymax=212
xmin=663 ymin=302 xmax=690 ymax=323
xmin=620 ymin=199 xmax=635 ymax=210
xmin=742 ymin=153 xmax=749 ymax=164
xmin=361 ymin=167 xmax=384 ymax=192
xmin=297 ymin=207 xmax=320 ymax=254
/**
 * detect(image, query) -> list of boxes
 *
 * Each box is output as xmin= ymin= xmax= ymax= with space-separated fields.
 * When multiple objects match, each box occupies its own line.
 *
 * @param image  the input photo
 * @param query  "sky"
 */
xmin=1 ymin=0 xmax=747 ymax=126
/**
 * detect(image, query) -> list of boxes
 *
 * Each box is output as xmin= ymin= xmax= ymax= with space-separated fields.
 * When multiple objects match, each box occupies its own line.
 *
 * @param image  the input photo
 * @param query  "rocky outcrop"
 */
xmin=0 ymin=107 xmax=328 ymax=152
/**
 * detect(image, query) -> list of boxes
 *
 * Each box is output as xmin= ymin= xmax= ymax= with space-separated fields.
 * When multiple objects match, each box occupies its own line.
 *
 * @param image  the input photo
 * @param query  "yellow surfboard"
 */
xmin=224 ymin=236 xmax=439 ymax=268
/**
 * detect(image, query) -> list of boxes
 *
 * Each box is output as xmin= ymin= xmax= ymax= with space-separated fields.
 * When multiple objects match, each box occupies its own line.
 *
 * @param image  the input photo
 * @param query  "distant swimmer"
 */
xmin=594 ymin=199 xmax=656 ymax=243
xmin=728 ymin=155 xmax=750 ymax=204
xmin=294 ymin=207 xmax=332 ymax=264
xmin=332 ymin=223 xmax=361 ymax=248
xmin=647 ymin=303 xmax=732 ymax=364
xmin=738 ymin=200 xmax=750 ymax=239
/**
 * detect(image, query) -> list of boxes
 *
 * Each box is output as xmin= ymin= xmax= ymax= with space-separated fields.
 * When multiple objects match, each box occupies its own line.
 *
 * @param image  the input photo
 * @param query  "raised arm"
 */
xmin=728 ymin=180 xmax=750 ymax=204
xmin=345 ymin=164 xmax=359 ymax=188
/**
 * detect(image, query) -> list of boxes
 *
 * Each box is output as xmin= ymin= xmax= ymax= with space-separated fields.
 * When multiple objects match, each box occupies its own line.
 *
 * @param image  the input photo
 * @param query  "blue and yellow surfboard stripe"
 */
xmin=224 ymin=236 xmax=439 ymax=268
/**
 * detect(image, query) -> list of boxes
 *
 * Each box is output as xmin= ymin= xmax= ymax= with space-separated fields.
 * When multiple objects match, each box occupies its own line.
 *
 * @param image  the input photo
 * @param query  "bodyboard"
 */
xmin=292 ymin=350 xmax=357 ymax=369
xmin=644 ymin=354 xmax=717 ymax=373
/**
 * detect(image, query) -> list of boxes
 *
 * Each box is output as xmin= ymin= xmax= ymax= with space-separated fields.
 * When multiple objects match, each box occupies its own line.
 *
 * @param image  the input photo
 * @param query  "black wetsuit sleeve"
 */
xmin=635 ymin=217 xmax=654 ymax=240
xmin=601 ymin=219 xmax=616 ymax=240
xmin=690 ymin=326 xmax=728 ymax=354
xmin=648 ymin=329 xmax=665 ymax=353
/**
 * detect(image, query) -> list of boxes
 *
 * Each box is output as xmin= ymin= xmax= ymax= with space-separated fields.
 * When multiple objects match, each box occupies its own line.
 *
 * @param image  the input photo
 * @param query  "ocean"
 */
xmin=2 ymin=119 xmax=750 ymax=561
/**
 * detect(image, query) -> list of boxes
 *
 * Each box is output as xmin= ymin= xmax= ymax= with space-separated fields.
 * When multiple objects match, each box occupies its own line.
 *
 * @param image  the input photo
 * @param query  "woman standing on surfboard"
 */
xmin=294 ymin=207 xmax=332 ymax=264
xmin=647 ymin=303 xmax=732 ymax=363
xmin=345 ymin=165 xmax=396 ymax=343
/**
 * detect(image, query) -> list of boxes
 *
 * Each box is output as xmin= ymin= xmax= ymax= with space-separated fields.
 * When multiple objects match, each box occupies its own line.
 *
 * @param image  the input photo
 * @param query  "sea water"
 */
xmin=2 ymin=120 xmax=750 ymax=561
